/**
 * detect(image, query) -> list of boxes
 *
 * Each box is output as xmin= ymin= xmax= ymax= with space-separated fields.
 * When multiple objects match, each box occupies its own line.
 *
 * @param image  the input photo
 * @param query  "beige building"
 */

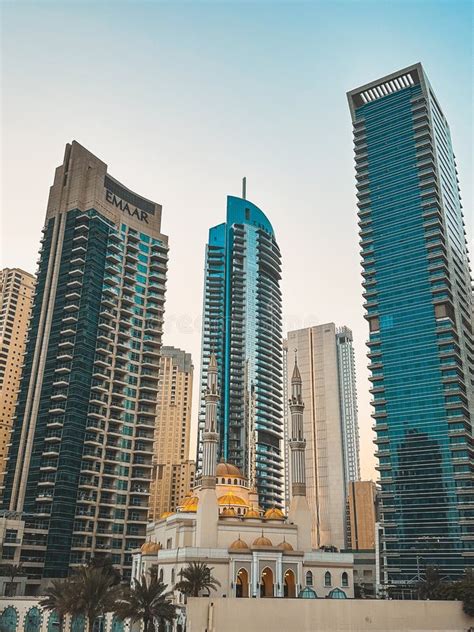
xmin=134 ymin=355 xmax=354 ymax=603
xmin=285 ymin=324 xmax=354 ymax=550
xmin=347 ymin=480 xmax=377 ymax=551
xmin=0 ymin=268 xmax=35 ymax=487
xmin=149 ymin=346 xmax=195 ymax=521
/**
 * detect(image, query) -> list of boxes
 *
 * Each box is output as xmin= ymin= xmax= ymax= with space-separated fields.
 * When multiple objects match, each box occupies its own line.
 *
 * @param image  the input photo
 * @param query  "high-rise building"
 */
xmin=149 ymin=346 xmax=195 ymax=521
xmin=346 ymin=481 xmax=377 ymax=551
xmin=284 ymin=323 xmax=360 ymax=549
xmin=1 ymin=141 xmax=168 ymax=591
xmin=348 ymin=64 xmax=474 ymax=585
xmin=0 ymin=269 xmax=35 ymax=487
xmin=197 ymin=194 xmax=283 ymax=508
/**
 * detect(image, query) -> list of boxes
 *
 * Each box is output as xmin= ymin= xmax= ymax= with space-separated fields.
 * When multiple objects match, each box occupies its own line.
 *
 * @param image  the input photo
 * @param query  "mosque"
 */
xmin=132 ymin=354 xmax=354 ymax=600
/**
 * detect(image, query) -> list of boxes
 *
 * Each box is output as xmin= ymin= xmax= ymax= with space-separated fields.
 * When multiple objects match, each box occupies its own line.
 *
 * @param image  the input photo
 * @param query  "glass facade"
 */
xmin=2 ymin=142 xmax=168 ymax=589
xmin=197 ymin=196 xmax=283 ymax=507
xmin=348 ymin=64 xmax=473 ymax=586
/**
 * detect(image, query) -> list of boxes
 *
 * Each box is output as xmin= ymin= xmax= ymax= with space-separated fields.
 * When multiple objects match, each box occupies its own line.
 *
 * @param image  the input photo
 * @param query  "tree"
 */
xmin=416 ymin=566 xmax=450 ymax=600
xmin=40 ymin=577 xmax=77 ymax=632
xmin=0 ymin=562 xmax=26 ymax=596
xmin=450 ymin=569 xmax=474 ymax=617
xmin=40 ymin=563 xmax=120 ymax=632
xmin=114 ymin=568 xmax=175 ymax=632
xmin=174 ymin=562 xmax=221 ymax=597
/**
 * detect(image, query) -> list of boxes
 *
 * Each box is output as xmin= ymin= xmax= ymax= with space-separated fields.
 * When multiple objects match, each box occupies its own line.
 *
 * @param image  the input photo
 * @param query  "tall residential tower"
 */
xmin=0 ymin=269 xmax=35 ymax=487
xmin=1 ymin=141 xmax=168 ymax=591
xmin=149 ymin=346 xmax=194 ymax=521
xmin=197 ymin=195 xmax=283 ymax=508
xmin=348 ymin=64 xmax=474 ymax=586
xmin=285 ymin=324 xmax=360 ymax=549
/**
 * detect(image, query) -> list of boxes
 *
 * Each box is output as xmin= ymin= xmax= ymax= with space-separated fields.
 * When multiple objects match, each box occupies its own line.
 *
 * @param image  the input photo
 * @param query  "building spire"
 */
xmin=242 ymin=177 xmax=247 ymax=200
xmin=201 ymin=352 xmax=220 ymax=488
xmin=289 ymin=353 xmax=306 ymax=497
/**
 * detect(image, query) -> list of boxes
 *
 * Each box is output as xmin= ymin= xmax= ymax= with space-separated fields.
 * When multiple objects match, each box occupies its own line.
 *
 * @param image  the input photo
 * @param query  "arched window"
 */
xmin=71 ymin=615 xmax=85 ymax=632
xmin=48 ymin=612 xmax=60 ymax=632
xmin=305 ymin=570 xmax=313 ymax=586
xmin=324 ymin=571 xmax=332 ymax=587
xmin=227 ymin=478 xmax=231 ymax=484
xmin=24 ymin=607 xmax=42 ymax=632
xmin=111 ymin=617 xmax=125 ymax=632
xmin=233 ymin=479 xmax=237 ymax=485
xmin=342 ymin=572 xmax=349 ymax=587
xmin=171 ymin=569 xmax=175 ymax=583
xmin=159 ymin=568 xmax=164 ymax=582
xmin=0 ymin=607 xmax=18 ymax=632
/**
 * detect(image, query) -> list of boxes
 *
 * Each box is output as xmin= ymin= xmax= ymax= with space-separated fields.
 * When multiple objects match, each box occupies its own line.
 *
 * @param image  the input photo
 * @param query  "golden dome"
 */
xmin=229 ymin=536 xmax=249 ymax=550
xmin=221 ymin=506 xmax=237 ymax=517
xmin=244 ymin=506 xmax=261 ymax=519
xmin=140 ymin=540 xmax=161 ymax=554
xmin=216 ymin=462 xmax=243 ymax=477
xmin=278 ymin=539 xmax=294 ymax=551
xmin=179 ymin=495 xmax=199 ymax=512
xmin=160 ymin=511 xmax=173 ymax=519
xmin=264 ymin=507 xmax=285 ymax=521
xmin=218 ymin=493 xmax=248 ymax=507
xmin=252 ymin=534 xmax=273 ymax=547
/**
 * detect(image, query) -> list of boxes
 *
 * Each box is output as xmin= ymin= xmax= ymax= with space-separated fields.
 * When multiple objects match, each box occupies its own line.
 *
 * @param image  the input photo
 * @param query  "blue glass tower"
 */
xmin=197 ymin=195 xmax=283 ymax=508
xmin=348 ymin=64 xmax=473 ymax=587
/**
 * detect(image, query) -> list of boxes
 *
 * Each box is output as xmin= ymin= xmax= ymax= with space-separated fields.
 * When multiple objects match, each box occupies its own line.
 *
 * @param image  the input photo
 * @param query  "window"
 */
xmin=342 ymin=572 xmax=349 ymax=587
xmin=305 ymin=571 xmax=313 ymax=586
xmin=324 ymin=571 xmax=332 ymax=587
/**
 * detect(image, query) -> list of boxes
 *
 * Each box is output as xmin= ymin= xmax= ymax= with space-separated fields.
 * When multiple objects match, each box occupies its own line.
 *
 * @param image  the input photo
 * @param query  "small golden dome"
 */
xmin=229 ymin=536 xmax=249 ymax=550
xmin=277 ymin=539 xmax=294 ymax=551
xmin=244 ymin=506 xmax=261 ymax=519
xmin=160 ymin=511 xmax=173 ymax=519
xmin=216 ymin=461 xmax=243 ymax=477
xmin=218 ymin=493 xmax=248 ymax=507
xmin=179 ymin=495 xmax=199 ymax=512
xmin=252 ymin=534 xmax=273 ymax=547
xmin=141 ymin=540 xmax=161 ymax=554
xmin=264 ymin=507 xmax=285 ymax=521
xmin=221 ymin=506 xmax=237 ymax=517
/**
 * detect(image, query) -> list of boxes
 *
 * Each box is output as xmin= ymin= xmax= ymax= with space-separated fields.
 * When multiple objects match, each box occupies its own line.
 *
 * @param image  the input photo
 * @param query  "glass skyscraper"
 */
xmin=348 ymin=64 xmax=473 ymax=587
xmin=1 ymin=141 xmax=168 ymax=592
xmin=197 ymin=195 xmax=283 ymax=508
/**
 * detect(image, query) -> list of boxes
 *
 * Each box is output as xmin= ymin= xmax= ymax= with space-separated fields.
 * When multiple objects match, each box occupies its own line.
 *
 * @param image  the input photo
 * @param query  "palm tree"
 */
xmin=40 ymin=564 xmax=119 ymax=632
xmin=40 ymin=577 xmax=77 ymax=632
xmin=114 ymin=568 xmax=175 ymax=632
xmin=174 ymin=562 xmax=221 ymax=597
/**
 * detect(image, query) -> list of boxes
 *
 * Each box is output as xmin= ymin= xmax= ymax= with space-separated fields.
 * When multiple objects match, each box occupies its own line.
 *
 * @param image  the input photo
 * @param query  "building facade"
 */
xmin=149 ymin=346 xmax=195 ymax=522
xmin=0 ymin=269 xmax=35 ymax=488
xmin=197 ymin=195 xmax=283 ymax=508
xmin=1 ymin=141 xmax=168 ymax=591
xmin=346 ymin=480 xmax=377 ymax=551
xmin=348 ymin=64 xmax=474 ymax=585
xmin=135 ymin=354 xmax=354 ymax=603
xmin=336 ymin=327 xmax=361 ymax=483
xmin=284 ymin=324 xmax=360 ymax=549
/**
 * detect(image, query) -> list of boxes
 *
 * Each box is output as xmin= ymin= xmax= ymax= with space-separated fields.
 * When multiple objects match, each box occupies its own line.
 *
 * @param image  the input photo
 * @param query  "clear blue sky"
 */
xmin=1 ymin=0 xmax=472 ymax=477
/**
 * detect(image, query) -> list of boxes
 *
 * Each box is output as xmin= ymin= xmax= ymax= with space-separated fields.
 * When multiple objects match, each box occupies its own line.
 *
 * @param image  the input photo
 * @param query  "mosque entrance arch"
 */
xmin=260 ymin=567 xmax=274 ymax=598
xmin=236 ymin=568 xmax=249 ymax=597
xmin=284 ymin=569 xmax=296 ymax=598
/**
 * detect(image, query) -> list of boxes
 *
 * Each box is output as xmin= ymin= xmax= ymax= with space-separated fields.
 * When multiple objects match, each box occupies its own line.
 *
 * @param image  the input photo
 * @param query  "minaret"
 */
xmin=288 ymin=353 xmax=312 ymax=550
xmin=196 ymin=353 xmax=219 ymax=547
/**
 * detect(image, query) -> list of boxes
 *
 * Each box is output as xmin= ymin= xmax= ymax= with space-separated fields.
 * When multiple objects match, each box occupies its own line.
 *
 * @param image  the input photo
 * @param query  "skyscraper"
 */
xmin=149 ymin=346 xmax=195 ymax=521
xmin=1 ymin=141 xmax=168 ymax=591
xmin=348 ymin=64 xmax=474 ymax=586
xmin=0 ymin=268 xmax=35 ymax=487
xmin=197 ymin=194 xmax=283 ymax=508
xmin=346 ymin=481 xmax=377 ymax=551
xmin=285 ymin=323 xmax=360 ymax=549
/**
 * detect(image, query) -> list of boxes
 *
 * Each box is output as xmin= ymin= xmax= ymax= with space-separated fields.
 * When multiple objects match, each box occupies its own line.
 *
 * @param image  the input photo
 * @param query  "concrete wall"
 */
xmin=186 ymin=597 xmax=473 ymax=632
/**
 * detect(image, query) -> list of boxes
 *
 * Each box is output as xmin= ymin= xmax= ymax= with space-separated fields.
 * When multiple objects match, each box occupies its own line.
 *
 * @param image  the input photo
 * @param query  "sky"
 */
xmin=1 ymin=0 xmax=472 ymax=480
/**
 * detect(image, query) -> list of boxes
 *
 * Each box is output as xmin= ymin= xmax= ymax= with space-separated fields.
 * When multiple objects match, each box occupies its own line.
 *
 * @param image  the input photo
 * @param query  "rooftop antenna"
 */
xmin=242 ymin=177 xmax=247 ymax=200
